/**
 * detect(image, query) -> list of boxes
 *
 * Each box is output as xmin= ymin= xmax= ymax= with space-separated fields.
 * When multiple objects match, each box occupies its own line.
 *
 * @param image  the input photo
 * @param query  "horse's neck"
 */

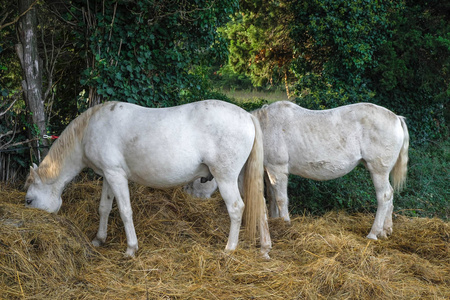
xmin=39 ymin=144 xmax=86 ymax=191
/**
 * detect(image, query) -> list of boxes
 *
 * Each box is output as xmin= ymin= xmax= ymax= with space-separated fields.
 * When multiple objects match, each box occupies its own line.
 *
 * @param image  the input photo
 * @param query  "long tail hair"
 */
xmin=242 ymin=115 xmax=265 ymax=242
xmin=392 ymin=117 xmax=409 ymax=191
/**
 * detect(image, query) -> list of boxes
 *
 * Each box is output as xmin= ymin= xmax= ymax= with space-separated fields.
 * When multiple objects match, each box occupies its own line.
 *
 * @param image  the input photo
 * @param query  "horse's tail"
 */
xmin=243 ymin=115 xmax=265 ymax=242
xmin=392 ymin=116 xmax=409 ymax=191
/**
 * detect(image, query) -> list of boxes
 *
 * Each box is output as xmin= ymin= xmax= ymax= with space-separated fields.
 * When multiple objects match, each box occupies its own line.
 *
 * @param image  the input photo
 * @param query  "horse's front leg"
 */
xmin=104 ymin=171 xmax=138 ymax=257
xmin=92 ymin=179 xmax=114 ymax=247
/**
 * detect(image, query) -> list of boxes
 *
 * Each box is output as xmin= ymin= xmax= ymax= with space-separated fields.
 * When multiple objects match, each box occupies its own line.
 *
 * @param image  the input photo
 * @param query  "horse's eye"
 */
xmin=25 ymin=198 xmax=33 ymax=205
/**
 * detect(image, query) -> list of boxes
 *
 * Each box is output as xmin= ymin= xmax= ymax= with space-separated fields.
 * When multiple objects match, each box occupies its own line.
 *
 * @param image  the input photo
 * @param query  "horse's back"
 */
xmin=82 ymin=100 xmax=255 ymax=187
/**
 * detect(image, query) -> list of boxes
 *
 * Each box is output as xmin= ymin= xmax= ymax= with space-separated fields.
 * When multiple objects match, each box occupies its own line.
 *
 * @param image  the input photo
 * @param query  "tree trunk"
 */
xmin=16 ymin=0 xmax=48 ymax=161
xmin=284 ymin=70 xmax=291 ymax=99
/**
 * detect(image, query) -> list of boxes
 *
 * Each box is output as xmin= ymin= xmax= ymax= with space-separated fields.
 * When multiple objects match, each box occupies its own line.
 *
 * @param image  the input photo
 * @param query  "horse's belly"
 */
xmin=286 ymin=135 xmax=362 ymax=181
xmin=290 ymin=159 xmax=360 ymax=181
xmin=127 ymin=159 xmax=210 ymax=188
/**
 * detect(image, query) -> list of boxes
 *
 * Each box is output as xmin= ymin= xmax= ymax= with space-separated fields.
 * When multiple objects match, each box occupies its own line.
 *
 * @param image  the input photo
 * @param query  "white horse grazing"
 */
xmin=187 ymin=101 xmax=409 ymax=241
xmin=255 ymin=101 xmax=409 ymax=240
xmin=24 ymin=100 xmax=271 ymax=258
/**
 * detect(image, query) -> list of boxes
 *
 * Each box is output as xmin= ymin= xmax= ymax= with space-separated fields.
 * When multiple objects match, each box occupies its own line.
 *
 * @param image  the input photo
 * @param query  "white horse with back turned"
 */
xmin=24 ymin=100 xmax=271 ymax=258
xmin=189 ymin=101 xmax=409 ymax=240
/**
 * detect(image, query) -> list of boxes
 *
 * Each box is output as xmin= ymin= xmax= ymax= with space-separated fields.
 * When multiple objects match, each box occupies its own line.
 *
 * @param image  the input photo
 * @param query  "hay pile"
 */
xmin=1 ymin=181 xmax=449 ymax=299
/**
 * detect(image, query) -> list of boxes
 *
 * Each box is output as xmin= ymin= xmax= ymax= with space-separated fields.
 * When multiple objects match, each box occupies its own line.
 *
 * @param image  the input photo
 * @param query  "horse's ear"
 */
xmin=28 ymin=165 xmax=41 ymax=183
xmin=25 ymin=165 xmax=39 ymax=189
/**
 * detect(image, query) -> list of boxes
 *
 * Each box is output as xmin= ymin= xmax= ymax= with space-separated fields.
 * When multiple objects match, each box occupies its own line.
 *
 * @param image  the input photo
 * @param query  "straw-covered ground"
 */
xmin=1 ymin=181 xmax=449 ymax=299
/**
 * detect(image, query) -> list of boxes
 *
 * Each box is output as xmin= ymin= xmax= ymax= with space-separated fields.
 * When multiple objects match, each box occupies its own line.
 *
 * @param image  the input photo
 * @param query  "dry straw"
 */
xmin=1 ymin=181 xmax=449 ymax=299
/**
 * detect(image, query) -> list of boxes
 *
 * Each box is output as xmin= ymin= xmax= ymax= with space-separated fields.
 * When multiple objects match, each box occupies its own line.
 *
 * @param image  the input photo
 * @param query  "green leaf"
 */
xmin=106 ymin=87 xmax=114 ymax=95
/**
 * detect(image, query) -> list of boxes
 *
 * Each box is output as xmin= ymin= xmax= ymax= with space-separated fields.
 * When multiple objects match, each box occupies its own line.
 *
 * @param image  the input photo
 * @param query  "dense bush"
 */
xmin=395 ymin=140 xmax=449 ymax=220
xmin=74 ymin=0 xmax=238 ymax=108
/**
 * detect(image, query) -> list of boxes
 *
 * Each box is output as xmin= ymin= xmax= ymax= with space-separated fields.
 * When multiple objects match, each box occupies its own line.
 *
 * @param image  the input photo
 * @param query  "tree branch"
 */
xmin=0 ymin=0 xmax=39 ymax=31
xmin=0 ymin=137 xmax=39 ymax=150
xmin=0 ymin=94 xmax=20 ymax=118
xmin=0 ymin=131 xmax=14 ymax=140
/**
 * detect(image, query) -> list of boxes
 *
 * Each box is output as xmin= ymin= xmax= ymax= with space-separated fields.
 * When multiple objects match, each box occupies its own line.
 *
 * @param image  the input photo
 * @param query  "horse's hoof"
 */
xmin=379 ymin=231 xmax=388 ymax=239
xmin=260 ymin=246 xmax=271 ymax=260
xmin=384 ymin=227 xmax=393 ymax=236
xmin=269 ymin=212 xmax=279 ymax=219
xmin=92 ymin=238 xmax=104 ymax=247
xmin=124 ymin=249 xmax=136 ymax=258
xmin=366 ymin=233 xmax=378 ymax=240
xmin=261 ymin=253 xmax=271 ymax=260
xmin=124 ymin=244 xmax=138 ymax=257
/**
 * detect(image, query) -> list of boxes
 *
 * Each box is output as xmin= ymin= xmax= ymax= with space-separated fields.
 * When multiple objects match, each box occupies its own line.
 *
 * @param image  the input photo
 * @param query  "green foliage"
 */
xmin=394 ymin=140 xmax=449 ymax=220
xmin=224 ymin=0 xmax=295 ymax=90
xmin=73 ymin=0 xmax=238 ymax=107
xmin=368 ymin=1 xmax=450 ymax=144
xmin=288 ymin=166 xmax=375 ymax=216
xmin=294 ymin=73 xmax=375 ymax=110
xmin=0 ymin=93 xmax=30 ymax=177
xmin=178 ymin=65 xmax=233 ymax=104
xmin=210 ymin=64 xmax=254 ymax=91
xmin=234 ymin=97 xmax=270 ymax=112
xmin=288 ymin=0 xmax=397 ymax=109
xmin=291 ymin=0 xmax=399 ymax=86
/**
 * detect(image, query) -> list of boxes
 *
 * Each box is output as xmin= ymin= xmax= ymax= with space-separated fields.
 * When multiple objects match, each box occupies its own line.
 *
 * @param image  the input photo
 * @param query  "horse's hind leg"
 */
xmin=216 ymin=179 xmax=245 ymax=251
xmin=266 ymin=173 xmax=279 ymax=218
xmin=92 ymin=179 xmax=114 ymax=247
xmin=383 ymin=199 xmax=394 ymax=236
xmin=266 ymin=169 xmax=290 ymax=223
xmin=367 ymin=172 xmax=394 ymax=240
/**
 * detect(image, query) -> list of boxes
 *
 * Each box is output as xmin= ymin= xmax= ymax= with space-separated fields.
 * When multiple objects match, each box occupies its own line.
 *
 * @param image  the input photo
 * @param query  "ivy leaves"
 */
xmin=291 ymin=0 xmax=399 ymax=87
xmin=75 ymin=0 xmax=237 ymax=107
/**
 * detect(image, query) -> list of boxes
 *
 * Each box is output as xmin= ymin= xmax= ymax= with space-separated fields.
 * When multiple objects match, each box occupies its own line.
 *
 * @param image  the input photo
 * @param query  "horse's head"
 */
xmin=24 ymin=163 xmax=62 ymax=213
